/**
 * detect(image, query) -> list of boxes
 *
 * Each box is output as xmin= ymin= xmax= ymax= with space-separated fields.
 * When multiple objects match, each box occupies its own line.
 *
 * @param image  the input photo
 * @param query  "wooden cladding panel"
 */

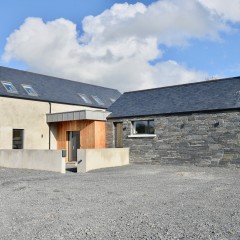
xmin=94 ymin=121 xmax=106 ymax=148
xmin=80 ymin=121 xmax=95 ymax=149
xmin=57 ymin=120 xmax=95 ymax=149
xmin=57 ymin=120 xmax=106 ymax=161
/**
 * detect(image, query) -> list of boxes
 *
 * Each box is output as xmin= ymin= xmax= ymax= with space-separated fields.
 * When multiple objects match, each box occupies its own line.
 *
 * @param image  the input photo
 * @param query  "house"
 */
xmin=1 ymin=66 xmax=240 ymax=168
xmin=107 ymin=77 xmax=240 ymax=167
xmin=0 ymin=66 xmax=121 ymax=162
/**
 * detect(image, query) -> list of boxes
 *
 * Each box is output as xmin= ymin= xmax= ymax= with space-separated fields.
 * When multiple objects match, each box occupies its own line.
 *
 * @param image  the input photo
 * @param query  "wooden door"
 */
xmin=114 ymin=123 xmax=123 ymax=148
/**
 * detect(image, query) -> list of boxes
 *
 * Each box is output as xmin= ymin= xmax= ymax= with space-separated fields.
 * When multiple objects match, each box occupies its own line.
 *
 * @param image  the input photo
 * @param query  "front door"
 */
xmin=68 ymin=131 xmax=80 ymax=162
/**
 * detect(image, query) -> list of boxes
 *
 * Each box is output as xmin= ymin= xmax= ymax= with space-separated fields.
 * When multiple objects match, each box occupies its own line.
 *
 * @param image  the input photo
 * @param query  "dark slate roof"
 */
xmin=0 ymin=66 xmax=121 ymax=109
xmin=108 ymin=77 xmax=240 ymax=118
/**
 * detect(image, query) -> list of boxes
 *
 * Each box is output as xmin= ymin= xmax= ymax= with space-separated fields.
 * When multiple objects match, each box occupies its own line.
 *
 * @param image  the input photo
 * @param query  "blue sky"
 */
xmin=1 ymin=0 xmax=147 ymax=69
xmin=1 ymin=0 xmax=240 ymax=91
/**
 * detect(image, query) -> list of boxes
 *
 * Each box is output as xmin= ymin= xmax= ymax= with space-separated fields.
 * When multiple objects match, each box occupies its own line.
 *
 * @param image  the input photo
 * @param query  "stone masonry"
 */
xmin=107 ymin=110 xmax=240 ymax=167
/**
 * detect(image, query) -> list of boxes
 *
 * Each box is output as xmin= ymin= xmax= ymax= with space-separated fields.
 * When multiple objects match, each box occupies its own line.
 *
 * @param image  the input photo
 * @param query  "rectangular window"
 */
xmin=1 ymin=81 xmax=18 ymax=94
xmin=12 ymin=129 xmax=24 ymax=149
xmin=22 ymin=85 xmax=38 ymax=96
xmin=132 ymin=120 xmax=154 ymax=135
xmin=92 ymin=95 xmax=105 ymax=105
xmin=78 ymin=93 xmax=92 ymax=104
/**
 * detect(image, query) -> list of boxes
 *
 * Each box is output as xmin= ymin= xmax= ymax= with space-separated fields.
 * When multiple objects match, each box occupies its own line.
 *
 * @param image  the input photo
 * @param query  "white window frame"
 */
xmin=22 ymin=84 xmax=38 ymax=96
xmin=1 ymin=81 xmax=18 ymax=94
xmin=128 ymin=120 xmax=156 ymax=138
xmin=92 ymin=95 xmax=105 ymax=106
xmin=78 ymin=93 xmax=92 ymax=104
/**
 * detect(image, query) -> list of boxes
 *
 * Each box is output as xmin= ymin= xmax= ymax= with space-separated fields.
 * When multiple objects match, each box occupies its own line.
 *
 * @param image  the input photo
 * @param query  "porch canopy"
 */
xmin=46 ymin=110 xmax=110 ymax=123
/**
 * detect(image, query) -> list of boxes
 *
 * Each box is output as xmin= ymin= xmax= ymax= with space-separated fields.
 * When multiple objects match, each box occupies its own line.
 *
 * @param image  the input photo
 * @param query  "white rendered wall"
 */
xmin=0 ymin=97 xmax=50 ymax=149
xmin=0 ymin=97 xmax=104 ymax=150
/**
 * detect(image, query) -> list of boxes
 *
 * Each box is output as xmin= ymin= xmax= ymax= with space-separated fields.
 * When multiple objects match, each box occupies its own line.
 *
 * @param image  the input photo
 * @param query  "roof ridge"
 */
xmin=123 ymin=76 xmax=240 ymax=94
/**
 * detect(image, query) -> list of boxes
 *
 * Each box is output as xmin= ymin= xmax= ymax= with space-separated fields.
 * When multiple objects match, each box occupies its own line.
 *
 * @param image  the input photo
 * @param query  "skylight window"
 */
xmin=22 ymin=85 xmax=38 ymax=96
xmin=78 ymin=93 xmax=92 ymax=104
xmin=1 ymin=81 xmax=18 ymax=94
xmin=92 ymin=95 xmax=105 ymax=105
xmin=110 ymin=98 xmax=116 ymax=103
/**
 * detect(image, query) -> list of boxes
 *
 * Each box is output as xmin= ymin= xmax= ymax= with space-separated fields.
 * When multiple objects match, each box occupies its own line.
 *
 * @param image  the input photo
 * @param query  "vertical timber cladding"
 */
xmin=57 ymin=120 xmax=106 ymax=162
xmin=94 ymin=121 xmax=106 ymax=148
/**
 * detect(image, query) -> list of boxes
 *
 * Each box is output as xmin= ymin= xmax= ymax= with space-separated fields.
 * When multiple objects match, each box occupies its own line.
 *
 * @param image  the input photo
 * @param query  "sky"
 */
xmin=1 ymin=0 xmax=240 ymax=92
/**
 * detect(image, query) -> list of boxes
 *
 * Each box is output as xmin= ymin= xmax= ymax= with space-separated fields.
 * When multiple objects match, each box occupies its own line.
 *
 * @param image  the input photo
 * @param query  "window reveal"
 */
xmin=12 ymin=129 xmax=24 ymax=149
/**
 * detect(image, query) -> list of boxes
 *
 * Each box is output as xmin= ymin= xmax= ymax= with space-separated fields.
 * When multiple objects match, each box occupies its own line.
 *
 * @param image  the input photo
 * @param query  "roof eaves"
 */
xmin=0 ymin=94 xmax=108 ymax=109
xmin=107 ymin=107 xmax=240 ymax=119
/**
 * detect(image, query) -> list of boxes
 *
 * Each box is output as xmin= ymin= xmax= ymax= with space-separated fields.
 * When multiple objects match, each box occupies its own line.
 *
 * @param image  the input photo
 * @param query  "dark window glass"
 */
xmin=133 ymin=120 xmax=154 ymax=134
xmin=12 ymin=129 xmax=24 ymax=149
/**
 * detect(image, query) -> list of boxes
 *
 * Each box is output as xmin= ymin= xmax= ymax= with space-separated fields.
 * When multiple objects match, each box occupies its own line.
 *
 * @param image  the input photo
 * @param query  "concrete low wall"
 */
xmin=0 ymin=150 xmax=65 ymax=174
xmin=77 ymin=148 xmax=129 ymax=173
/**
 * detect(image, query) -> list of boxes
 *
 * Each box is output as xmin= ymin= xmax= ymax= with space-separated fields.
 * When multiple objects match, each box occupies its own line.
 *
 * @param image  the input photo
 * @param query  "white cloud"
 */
xmin=152 ymin=61 xmax=207 ymax=87
xmin=1 ymin=0 xmax=235 ymax=92
xmin=198 ymin=0 xmax=240 ymax=22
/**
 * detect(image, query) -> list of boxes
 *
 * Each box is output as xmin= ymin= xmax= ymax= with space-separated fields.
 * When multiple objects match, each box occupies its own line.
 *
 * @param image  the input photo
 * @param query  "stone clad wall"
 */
xmin=107 ymin=110 xmax=240 ymax=167
xmin=106 ymin=121 xmax=114 ymax=148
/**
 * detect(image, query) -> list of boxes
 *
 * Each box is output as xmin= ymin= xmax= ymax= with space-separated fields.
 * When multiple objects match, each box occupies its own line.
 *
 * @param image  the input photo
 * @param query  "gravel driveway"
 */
xmin=0 ymin=165 xmax=240 ymax=240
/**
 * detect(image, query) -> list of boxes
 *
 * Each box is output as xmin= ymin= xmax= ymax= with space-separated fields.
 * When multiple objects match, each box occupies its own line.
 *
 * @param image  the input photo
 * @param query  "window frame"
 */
xmin=1 ymin=81 xmax=18 ymax=94
xmin=129 ymin=119 xmax=156 ymax=138
xmin=92 ymin=95 xmax=105 ymax=106
xmin=78 ymin=93 xmax=92 ymax=104
xmin=22 ymin=84 xmax=38 ymax=96
xmin=12 ymin=129 xmax=24 ymax=149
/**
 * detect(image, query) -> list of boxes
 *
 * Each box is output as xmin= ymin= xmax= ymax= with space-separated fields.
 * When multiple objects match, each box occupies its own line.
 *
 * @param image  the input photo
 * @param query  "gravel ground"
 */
xmin=0 ymin=164 xmax=240 ymax=240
